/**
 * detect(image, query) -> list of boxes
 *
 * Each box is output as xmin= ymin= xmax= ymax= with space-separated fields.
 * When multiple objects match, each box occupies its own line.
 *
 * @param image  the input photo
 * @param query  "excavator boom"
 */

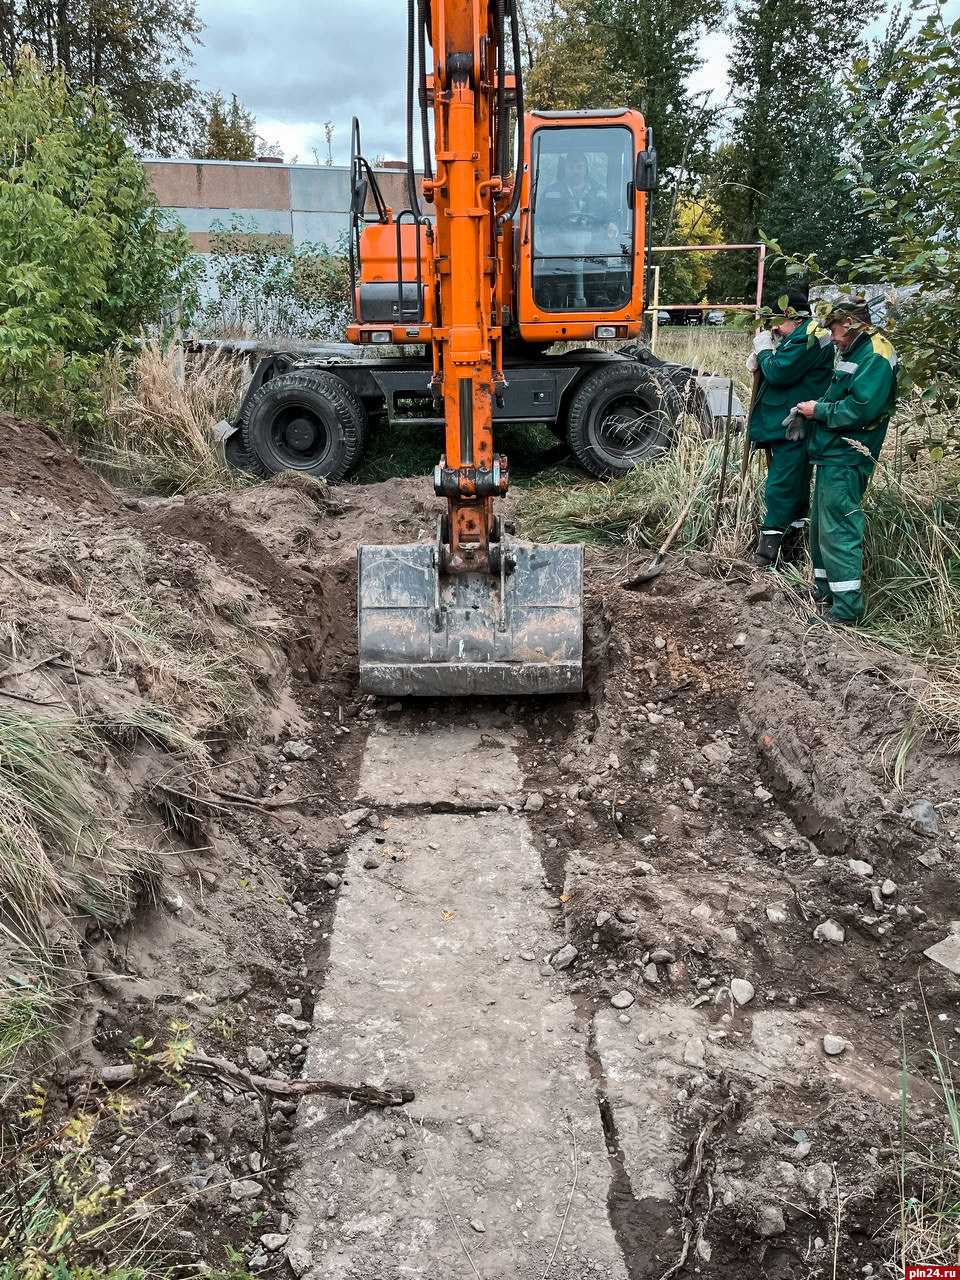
xmin=358 ymin=0 xmax=583 ymax=696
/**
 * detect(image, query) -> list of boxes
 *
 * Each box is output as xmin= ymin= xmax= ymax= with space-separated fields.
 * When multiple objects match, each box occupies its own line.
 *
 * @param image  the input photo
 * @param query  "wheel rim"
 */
xmin=267 ymin=404 xmax=334 ymax=470
xmin=587 ymin=393 xmax=670 ymax=468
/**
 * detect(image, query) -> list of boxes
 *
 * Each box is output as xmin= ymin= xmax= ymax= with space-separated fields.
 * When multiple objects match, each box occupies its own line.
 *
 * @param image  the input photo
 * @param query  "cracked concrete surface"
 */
xmin=288 ymin=726 xmax=630 ymax=1279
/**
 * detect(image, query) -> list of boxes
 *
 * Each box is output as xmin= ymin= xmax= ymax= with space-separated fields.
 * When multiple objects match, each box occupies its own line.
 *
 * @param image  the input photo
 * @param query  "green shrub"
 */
xmin=0 ymin=52 xmax=200 ymax=426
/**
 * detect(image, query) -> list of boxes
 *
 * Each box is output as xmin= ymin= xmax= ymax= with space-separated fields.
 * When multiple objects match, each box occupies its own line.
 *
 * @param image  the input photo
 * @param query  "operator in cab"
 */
xmin=539 ymin=151 xmax=619 ymax=240
xmin=536 ymin=150 xmax=622 ymax=311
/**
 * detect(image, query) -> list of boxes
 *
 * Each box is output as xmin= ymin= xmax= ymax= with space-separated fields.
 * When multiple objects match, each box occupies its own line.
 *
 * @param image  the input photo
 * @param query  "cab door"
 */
xmin=516 ymin=109 xmax=652 ymax=345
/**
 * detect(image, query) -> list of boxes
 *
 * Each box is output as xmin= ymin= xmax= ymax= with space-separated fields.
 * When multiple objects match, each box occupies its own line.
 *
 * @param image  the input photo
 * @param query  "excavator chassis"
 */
xmin=358 ymin=530 xmax=583 ymax=696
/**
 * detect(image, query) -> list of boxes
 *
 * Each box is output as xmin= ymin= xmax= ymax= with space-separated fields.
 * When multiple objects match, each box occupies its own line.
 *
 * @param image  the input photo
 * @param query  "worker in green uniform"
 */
xmin=746 ymin=288 xmax=835 ymax=568
xmin=793 ymin=297 xmax=898 ymax=625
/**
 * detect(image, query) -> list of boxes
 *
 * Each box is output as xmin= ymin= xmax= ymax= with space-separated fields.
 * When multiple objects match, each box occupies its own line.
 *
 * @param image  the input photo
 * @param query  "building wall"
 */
xmin=144 ymin=158 xmax=416 ymax=251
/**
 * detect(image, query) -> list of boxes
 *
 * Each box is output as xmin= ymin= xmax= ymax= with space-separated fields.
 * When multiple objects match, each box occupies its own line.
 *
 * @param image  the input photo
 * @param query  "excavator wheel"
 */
xmin=239 ymin=370 xmax=366 ymax=483
xmin=565 ymin=362 xmax=680 ymax=479
xmin=223 ymin=429 xmax=257 ymax=474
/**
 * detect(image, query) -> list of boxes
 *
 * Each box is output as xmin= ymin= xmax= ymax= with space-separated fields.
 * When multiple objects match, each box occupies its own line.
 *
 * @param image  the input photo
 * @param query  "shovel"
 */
xmin=620 ymin=495 xmax=697 ymax=589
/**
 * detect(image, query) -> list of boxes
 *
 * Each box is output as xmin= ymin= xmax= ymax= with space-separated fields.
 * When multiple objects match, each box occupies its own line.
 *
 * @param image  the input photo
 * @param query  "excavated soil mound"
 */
xmin=0 ymin=413 xmax=120 ymax=512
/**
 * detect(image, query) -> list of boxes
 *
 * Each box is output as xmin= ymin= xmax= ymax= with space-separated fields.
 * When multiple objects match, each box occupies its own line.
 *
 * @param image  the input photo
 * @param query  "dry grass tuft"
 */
xmin=517 ymin=419 xmax=762 ymax=560
xmin=87 ymin=341 xmax=252 ymax=495
xmin=0 ymin=708 xmax=152 ymax=1090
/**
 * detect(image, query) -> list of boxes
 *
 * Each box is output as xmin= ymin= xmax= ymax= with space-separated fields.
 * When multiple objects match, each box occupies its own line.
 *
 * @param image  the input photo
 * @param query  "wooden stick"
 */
xmin=70 ymin=1049 xmax=414 ymax=1108
xmin=739 ymin=366 xmax=762 ymax=483
xmin=211 ymin=787 xmax=329 ymax=810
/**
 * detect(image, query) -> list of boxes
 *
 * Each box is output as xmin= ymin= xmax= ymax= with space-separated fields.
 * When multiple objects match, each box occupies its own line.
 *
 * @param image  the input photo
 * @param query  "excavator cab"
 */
xmin=518 ymin=112 xmax=654 ymax=341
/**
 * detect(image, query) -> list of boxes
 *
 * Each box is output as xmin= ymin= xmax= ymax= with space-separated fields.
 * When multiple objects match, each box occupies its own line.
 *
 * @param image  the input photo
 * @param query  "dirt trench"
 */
xmin=1 ymin=417 xmax=959 ymax=1279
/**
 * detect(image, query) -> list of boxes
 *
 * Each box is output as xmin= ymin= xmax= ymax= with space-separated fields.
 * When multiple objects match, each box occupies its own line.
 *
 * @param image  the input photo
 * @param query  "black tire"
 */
xmin=239 ymin=371 xmax=365 ymax=482
xmin=565 ymin=362 xmax=680 ymax=479
xmin=224 ymin=430 xmax=257 ymax=473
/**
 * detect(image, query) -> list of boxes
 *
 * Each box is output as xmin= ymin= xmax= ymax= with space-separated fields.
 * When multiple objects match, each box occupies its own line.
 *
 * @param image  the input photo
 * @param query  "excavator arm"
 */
xmin=357 ymin=0 xmax=583 ymax=696
xmin=425 ymin=0 xmax=508 ymax=574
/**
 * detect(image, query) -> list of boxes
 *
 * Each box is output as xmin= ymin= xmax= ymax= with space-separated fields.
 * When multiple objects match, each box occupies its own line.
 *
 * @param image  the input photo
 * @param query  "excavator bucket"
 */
xmin=357 ymin=535 xmax=583 ymax=696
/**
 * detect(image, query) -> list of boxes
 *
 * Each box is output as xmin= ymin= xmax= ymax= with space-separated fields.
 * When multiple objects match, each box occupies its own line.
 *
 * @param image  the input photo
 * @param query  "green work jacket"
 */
xmin=807 ymin=329 xmax=898 ymax=470
xmin=751 ymin=319 xmax=835 ymax=444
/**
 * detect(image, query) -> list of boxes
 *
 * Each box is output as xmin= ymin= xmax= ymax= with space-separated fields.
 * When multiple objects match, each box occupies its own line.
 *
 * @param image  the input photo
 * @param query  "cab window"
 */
xmin=530 ymin=125 xmax=633 ymax=313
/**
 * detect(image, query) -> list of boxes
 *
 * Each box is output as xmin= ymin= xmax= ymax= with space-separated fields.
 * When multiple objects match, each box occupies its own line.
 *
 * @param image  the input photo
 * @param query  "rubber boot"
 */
xmin=752 ymin=530 xmax=783 ymax=569
xmin=779 ymin=521 xmax=807 ymax=566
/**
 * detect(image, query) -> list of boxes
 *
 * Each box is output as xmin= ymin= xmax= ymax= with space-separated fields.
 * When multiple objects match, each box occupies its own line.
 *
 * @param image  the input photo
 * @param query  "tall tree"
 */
xmin=525 ymin=0 xmax=723 ymax=179
xmin=841 ymin=2 xmax=960 ymax=409
xmin=191 ymin=92 xmax=258 ymax=162
xmin=717 ymin=0 xmax=881 ymax=299
xmin=0 ymin=51 xmax=199 ymax=419
xmin=0 ymin=0 xmax=202 ymax=155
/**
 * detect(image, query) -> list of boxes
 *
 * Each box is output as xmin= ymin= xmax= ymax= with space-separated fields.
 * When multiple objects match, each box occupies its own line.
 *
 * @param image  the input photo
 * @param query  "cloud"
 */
xmin=192 ymin=0 xmax=409 ymax=162
xmin=190 ymin=0 xmax=740 ymax=164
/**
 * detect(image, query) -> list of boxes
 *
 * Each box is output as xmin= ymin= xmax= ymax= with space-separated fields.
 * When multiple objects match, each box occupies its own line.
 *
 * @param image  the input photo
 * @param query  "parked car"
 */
xmin=705 ymin=310 xmax=724 ymax=326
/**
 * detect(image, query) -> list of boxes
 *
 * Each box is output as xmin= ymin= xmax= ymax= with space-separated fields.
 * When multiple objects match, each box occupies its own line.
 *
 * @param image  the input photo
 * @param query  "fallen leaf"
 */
xmin=440 ymin=910 xmax=455 ymax=923
xmin=10 ymin=511 xmax=20 ymax=523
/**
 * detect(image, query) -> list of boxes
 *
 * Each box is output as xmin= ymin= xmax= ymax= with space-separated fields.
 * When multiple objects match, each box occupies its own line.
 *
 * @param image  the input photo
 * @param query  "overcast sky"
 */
xmin=188 ymin=1 xmax=958 ymax=167
xmin=190 ymin=1 xmax=414 ymax=164
xmin=189 ymin=0 xmax=731 ymax=166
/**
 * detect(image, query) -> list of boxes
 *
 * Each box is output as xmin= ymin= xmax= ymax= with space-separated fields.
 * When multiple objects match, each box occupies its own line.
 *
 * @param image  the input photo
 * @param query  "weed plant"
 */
xmin=895 ymin=1019 xmax=960 ymax=1269
xmin=0 ymin=1079 xmax=255 ymax=1280
xmin=0 ymin=709 xmax=145 ymax=1090
xmin=517 ymin=422 xmax=763 ymax=559
xmin=87 ymin=342 xmax=251 ymax=496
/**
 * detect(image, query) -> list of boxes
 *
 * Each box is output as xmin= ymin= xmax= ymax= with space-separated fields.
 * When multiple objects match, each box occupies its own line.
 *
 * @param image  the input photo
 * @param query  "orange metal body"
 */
xmin=423 ymin=1 xmax=503 ymax=563
xmin=513 ymin=109 xmax=650 ymax=343
xmin=344 ymin=2 xmax=650 ymax=566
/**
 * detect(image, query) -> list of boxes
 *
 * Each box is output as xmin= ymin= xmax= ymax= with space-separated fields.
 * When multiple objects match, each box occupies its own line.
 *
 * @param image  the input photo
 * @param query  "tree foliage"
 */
xmin=191 ymin=92 xmax=258 ymax=162
xmin=0 ymin=53 xmax=200 ymax=421
xmin=844 ymin=3 xmax=960 ymax=410
xmin=771 ymin=3 xmax=960 ymax=413
xmin=0 ymin=0 xmax=202 ymax=155
xmin=199 ymin=219 xmax=350 ymax=342
xmin=655 ymin=196 xmax=721 ymax=305
xmin=525 ymin=0 xmax=723 ymax=177
xmin=713 ymin=0 xmax=880 ymax=300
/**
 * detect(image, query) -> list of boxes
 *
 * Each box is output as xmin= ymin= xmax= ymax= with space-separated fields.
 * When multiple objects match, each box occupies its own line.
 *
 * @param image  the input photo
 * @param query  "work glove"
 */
xmin=745 ymin=352 xmax=759 ymax=373
xmin=782 ymin=410 xmax=806 ymax=442
xmin=752 ymin=329 xmax=774 ymax=354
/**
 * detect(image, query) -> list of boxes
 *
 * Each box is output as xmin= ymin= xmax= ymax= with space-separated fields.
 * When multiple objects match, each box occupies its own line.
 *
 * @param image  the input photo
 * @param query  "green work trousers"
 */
xmin=809 ymin=464 xmax=871 ymax=621
xmin=761 ymin=437 xmax=813 ymax=533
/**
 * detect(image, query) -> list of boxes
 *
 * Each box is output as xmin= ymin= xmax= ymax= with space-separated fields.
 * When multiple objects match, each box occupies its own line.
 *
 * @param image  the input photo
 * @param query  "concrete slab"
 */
xmin=356 ymin=726 xmax=522 ymax=809
xmin=290 ymin=810 xmax=627 ymax=1280
xmin=924 ymin=934 xmax=960 ymax=975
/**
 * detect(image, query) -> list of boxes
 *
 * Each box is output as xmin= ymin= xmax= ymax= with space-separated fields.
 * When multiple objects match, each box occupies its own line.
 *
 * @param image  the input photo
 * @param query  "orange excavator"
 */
xmin=231 ymin=0 xmax=667 ymax=695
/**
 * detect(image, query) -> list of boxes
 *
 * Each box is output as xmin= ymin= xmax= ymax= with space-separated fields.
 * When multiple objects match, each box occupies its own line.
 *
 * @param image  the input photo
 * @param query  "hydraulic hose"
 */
xmin=406 ymin=0 xmax=420 ymax=215
xmin=499 ymin=0 xmax=525 ymax=225
xmin=495 ymin=0 xmax=507 ymax=178
xmin=418 ymin=0 xmax=433 ymax=184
